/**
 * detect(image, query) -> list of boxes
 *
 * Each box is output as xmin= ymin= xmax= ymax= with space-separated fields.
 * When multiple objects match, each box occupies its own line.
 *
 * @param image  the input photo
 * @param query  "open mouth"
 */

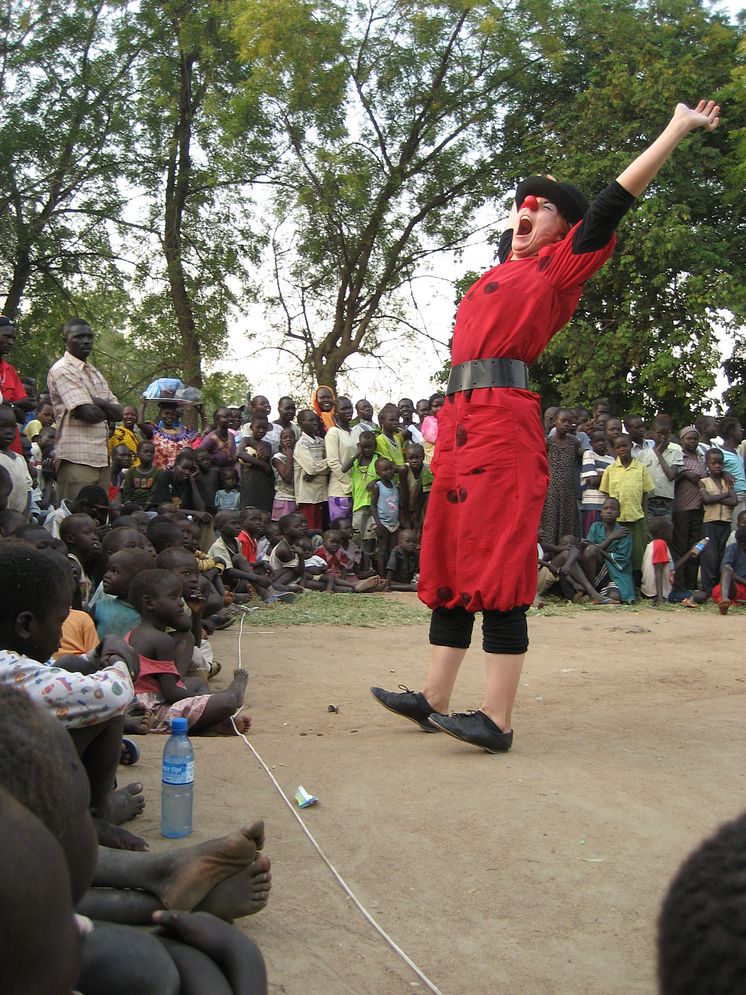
xmin=516 ymin=216 xmax=533 ymax=236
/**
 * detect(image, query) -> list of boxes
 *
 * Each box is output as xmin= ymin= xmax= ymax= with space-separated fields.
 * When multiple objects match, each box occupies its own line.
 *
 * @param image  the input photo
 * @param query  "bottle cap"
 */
xmin=171 ymin=717 xmax=189 ymax=733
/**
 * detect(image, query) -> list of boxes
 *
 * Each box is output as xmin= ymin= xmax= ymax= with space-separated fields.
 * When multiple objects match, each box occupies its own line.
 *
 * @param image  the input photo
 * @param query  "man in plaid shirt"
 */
xmin=47 ymin=319 xmax=122 ymax=502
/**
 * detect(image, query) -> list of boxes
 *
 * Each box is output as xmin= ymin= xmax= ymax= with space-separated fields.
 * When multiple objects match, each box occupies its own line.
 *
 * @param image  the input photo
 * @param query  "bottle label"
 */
xmin=163 ymin=759 xmax=195 ymax=785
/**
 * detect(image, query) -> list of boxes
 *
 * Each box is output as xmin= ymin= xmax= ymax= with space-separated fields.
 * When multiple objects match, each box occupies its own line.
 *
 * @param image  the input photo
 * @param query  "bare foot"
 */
xmin=201 ymin=714 xmax=252 ymax=736
xmin=195 ymin=854 xmax=272 ymax=920
xmin=106 ymin=782 xmax=145 ymax=825
xmin=232 ymin=714 xmax=252 ymax=734
xmin=158 ymin=820 xmax=265 ymax=910
xmin=124 ymin=709 xmax=155 ymax=735
xmin=95 ymin=818 xmax=148 ymax=851
xmin=718 ymin=599 xmax=731 ymax=615
xmin=227 ymin=668 xmax=250 ymax=708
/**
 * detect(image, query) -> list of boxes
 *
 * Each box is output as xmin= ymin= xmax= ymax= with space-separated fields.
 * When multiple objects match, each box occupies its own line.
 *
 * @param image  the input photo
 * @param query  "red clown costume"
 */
xmin=419 ymin=180 xmax=634 ymax=615
xmin=371 ymin=100 xmax=720 ymax=754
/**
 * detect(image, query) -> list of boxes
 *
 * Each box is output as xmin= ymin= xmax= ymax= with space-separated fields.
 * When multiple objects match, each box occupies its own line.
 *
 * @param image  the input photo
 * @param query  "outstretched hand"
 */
xmin=673 ymin=100 xmax=720 ymax=133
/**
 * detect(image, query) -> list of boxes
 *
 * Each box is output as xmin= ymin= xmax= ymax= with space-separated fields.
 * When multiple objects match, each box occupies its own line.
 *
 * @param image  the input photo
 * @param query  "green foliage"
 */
xmin=503 ymin=0 xmax=745 ymax=421
xmin=233 ymin=0 xmax=545 ymax=388
xmin=200 ymin=371 xmax=252 ymax=417
xmin=0 ymin=0 xmax=137 ymax=318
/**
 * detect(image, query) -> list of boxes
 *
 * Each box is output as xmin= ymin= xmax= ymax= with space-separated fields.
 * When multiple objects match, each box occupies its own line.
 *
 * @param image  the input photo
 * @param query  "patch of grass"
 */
xmin=534 ymin=596 xmax=727 ymax=617
xmin=236 ymin=590 xmax=430 ymax=628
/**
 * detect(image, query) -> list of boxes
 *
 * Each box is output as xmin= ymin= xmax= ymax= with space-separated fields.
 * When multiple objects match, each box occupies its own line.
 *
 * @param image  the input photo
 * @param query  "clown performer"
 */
xmin=371 ymin=99 xmax=720 ymax=753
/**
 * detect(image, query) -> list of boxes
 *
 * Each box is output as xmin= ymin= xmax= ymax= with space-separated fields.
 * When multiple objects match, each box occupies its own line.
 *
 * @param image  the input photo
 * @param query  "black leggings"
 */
xmin=429 ymin=605 xmax=529 ymax=655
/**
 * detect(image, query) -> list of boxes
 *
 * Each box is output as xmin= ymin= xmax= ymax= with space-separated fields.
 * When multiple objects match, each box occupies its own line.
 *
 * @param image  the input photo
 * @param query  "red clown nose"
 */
xmin=520 ymin=194 xmax=539 ymax=212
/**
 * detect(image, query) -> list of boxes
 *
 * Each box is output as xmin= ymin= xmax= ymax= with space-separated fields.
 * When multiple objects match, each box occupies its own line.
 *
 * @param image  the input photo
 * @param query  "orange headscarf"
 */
xmin=312 ymin=385 xmax=337 ymax=431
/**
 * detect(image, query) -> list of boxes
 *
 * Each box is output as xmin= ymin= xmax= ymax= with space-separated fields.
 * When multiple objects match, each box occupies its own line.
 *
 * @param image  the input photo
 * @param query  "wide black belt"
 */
xmin=446 ymin=357 xmax=529 ymax=395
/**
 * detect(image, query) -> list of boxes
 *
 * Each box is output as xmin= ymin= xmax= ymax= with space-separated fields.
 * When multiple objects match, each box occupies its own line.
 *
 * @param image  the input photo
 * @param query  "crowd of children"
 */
xmin=538 ymin=401 xmax=746 ymax=612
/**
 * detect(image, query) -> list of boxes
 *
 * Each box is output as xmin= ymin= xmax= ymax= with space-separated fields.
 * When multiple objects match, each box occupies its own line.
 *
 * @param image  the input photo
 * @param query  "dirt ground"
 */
xmin=130 ymin=599 xmax=746 ymax=995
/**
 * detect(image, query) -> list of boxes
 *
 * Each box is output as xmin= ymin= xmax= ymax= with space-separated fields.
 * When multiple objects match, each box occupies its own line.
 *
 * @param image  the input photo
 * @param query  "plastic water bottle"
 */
xmin=161 ymin=717 xmax=194 ymax=838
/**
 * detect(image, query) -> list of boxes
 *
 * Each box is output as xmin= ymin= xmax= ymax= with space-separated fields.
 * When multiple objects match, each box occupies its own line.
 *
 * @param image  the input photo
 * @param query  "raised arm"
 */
xmin=616 ymin=100 xmax=719 ymax=198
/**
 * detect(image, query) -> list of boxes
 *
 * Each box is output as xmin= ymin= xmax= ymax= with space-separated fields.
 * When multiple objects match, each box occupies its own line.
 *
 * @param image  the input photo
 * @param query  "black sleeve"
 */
xmin=497 ymin=228 xmax=513 ymax=264
xmin=572 ymin=181 xmax=636 ymax=255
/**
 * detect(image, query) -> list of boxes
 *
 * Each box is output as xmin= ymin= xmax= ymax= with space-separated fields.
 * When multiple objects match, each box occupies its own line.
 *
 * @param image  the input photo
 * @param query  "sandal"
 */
xmin=120 ymin=738 xmax=140 ymax=766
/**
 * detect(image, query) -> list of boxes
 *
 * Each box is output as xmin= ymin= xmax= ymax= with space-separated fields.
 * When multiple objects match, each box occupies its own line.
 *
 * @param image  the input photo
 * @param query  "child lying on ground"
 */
xmin=127 ymin=569 xmax=251 ymax=734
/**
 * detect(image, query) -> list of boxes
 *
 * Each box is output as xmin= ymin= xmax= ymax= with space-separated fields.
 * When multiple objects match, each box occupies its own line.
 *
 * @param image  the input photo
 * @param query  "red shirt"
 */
xmin=237 ymin=530 xmax=258 ymax=562
xmin=0 ymin=359 xmax=26 ymax=454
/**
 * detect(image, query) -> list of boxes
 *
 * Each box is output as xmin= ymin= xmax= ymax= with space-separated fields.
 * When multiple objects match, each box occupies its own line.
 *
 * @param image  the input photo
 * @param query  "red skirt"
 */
xmin=418 ymin=388 xmax=548 ymax=613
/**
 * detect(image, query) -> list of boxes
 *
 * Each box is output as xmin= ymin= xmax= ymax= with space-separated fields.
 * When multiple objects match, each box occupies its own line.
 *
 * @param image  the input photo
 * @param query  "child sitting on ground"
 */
xmin=127 ymin=569 xmax=251 ymax=734
xmin=93 ymin=549 xmax=155 ymax=638
xmin=370 ymin=457 xmax=400 ymax=579
xmin=214 ymin=465 xmax=241 ymax=511
xmin=334 ymin=516 xmax=366 ymax=575
xmin=641 ymin=517 xmax=707 ymax=605
xmin=315 ymin=529 xmax=383 ymax=592
xmin=161 ymin=450 xmax=209 ymax=515
xmin=0 ymin=403 xmax=32 ymax=515
xmin=541 ymin=534 xmax=617 ymax=604
xmin=385 ymin=528 xmax=420 ymax=591
xmin=711 ymin=524 xmax=746 ymax=615
xmin=59 ymin=512 xmax=102 ymax=609
xmin=582 ymin=497 xmax=635 ymax=603
xmin=399 ymin=443 xmax=433 ymax=534
xmin=269 ymin=513 xmax=307 ymax=589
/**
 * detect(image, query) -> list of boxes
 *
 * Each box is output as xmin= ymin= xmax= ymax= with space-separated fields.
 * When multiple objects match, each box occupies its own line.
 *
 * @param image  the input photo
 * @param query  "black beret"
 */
xmin=515 ymin=176 xmax=589 ymax=226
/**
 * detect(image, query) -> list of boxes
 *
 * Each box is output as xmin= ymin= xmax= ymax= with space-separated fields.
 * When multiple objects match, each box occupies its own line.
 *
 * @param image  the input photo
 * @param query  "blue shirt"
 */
xmin=93 ymin=595 xmax=141 ymax=639
xmin=722 ymin=542 xmax=746 ymax=577
xmin=720 ymin=449 xmax=746 ymax=493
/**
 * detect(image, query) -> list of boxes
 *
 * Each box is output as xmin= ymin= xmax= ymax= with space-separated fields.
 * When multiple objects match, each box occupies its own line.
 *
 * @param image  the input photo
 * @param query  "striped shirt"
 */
xmin=47 ymin=351 xmax=118 ymax=468
xmin=580 ymin=450 xmax=614 ymax=509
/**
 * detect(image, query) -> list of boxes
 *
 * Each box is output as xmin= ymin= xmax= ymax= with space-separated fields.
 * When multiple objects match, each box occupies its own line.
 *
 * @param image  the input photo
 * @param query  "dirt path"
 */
xmin=130 ymin=602 xmax=746 ymax=994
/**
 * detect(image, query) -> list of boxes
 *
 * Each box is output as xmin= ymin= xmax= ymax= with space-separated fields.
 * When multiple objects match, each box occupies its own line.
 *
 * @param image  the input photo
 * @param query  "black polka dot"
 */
xmin=447 ymin=487 xmax=468 ymax=503
xmin=537 ymin=257 xmax=550 ymax=273
xmin=436 ymin=586 xmax=454 ymax=601
xmin=460 ymin=592 xmax=471 ymax=605
xmin=455 ymin=424 xmax=467 ymax=447
xmin=446 ymin=489 xmax=459 ymax=503
xmin=483 ymin=281 xmax=499 ymax=294
xmin=471 ymin=466 xmax=486 ymax=475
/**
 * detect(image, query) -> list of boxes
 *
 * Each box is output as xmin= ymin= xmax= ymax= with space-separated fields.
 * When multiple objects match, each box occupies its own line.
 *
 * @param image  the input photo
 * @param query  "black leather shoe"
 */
xmin=370 ymin=685 xmax=440 ymax=732
xmin=427 ymin=710 xmax=513 ymax=753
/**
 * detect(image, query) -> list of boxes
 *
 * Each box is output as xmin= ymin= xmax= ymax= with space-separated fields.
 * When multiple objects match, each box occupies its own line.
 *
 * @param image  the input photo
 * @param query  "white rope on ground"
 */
xmin=230 ymin=611 xmax=444 ymax=995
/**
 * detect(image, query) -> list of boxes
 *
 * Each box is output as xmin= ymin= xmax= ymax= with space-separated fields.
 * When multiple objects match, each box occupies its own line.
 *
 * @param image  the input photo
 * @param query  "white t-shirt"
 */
xmin=641 ymin=539 xmax=673 ymax=599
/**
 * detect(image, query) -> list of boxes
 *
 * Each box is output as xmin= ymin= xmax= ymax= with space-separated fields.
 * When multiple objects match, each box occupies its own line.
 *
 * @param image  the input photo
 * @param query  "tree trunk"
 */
xmin=2 ymin=250 xmax=32 ymax=318
xmin=163 ymin=45 xmax=202 ymax=387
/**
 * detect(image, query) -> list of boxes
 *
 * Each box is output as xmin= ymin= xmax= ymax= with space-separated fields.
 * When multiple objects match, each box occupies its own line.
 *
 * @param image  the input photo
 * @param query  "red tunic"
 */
xmin=418 ymin=224 xmax=616 ymax=613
